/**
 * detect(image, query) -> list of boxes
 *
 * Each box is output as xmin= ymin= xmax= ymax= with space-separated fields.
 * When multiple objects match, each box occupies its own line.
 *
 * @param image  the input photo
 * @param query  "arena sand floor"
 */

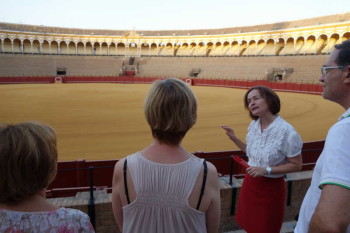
xmin=0 ymin=83 xmax=343 ymax=161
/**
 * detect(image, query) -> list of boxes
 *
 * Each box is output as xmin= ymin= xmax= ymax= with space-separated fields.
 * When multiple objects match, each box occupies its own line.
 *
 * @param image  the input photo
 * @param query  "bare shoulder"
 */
xmin=112 ymin=158 xmax=127 ymax=184
xmin=206 ymin=161 xmax=218 ymax=174
xmin=205 ymin=161 xmax=220 ymax=186
xmin=114 ymin=158 xmax=126 ymax=173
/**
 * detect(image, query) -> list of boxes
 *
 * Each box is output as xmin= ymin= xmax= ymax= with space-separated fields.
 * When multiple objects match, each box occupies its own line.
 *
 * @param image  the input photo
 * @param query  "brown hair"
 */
xmin=244 ymin=86 xmax=281 ymax=120
xmin=0 ymin=122 xmax=57 ymax=204
xmin=334 ymin=39 xmax=350 ymax=67
xmin=144 ymin=78 xmax=197 ymax=145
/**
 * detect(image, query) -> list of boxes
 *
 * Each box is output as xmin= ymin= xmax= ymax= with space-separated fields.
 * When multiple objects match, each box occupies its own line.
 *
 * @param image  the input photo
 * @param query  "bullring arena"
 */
xmin=0 ymin=12 xmax=350 ymax=233
xmin=0 ymin=83 xmax=344 ymax=161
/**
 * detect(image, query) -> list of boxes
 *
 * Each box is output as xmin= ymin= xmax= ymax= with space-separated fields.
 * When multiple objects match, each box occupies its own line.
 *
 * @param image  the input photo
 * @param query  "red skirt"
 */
xmin=235 ymin=174 xmax=286 ymax=233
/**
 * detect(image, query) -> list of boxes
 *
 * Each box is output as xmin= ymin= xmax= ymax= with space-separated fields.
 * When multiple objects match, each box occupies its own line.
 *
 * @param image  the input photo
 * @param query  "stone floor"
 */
xmin=224 ymin=221 xmax=296 ymax=233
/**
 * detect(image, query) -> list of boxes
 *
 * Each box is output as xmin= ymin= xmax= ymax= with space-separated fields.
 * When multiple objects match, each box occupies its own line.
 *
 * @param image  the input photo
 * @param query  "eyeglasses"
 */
xmin=320 ymin=66 xmax=345 ymax=76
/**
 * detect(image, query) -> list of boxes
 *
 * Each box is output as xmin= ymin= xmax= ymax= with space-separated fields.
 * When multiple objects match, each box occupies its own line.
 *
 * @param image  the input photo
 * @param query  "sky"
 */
xmin=0 ymin=0 xmax=350 ymax=31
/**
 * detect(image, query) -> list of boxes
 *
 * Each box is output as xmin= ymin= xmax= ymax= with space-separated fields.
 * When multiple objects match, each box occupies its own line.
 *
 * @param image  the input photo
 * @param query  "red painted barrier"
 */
xmin=45 ymin=142 xmax=324 ymax=198
xmin=62 ymin=76 xmax=118 ymax=83
xmin=47 ymin=140 xmax=324 ymax=198
xmin=47 ymin=159 xmax=118 ymax=198
xmin=309 ymin=84 xmax=320 ymax=93
xmin=0 ymin=76 xmax=323 ymax=95
xmin=0 ymin=76 xmax=55 ymax=84
xmin=194 ymin=150 xmax=246 ymax=176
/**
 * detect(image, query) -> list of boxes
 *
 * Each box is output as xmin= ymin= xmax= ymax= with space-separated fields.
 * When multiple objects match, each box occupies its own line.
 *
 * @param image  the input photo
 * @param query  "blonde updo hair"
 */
xmin=144 ymin=78 xmax=197 ymax=145
xmin=0 ymin=122 xmax=57 ymax=204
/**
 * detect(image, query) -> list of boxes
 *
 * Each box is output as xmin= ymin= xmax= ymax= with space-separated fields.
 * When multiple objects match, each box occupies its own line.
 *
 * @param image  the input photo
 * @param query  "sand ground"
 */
xmin=0 ymin=83 xmax=343 ymax=161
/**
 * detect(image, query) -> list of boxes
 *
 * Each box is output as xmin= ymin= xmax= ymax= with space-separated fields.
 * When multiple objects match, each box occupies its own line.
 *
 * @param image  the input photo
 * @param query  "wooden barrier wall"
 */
xmin=47 ymin=140 xmax=324 ymax=198
xmin=0 ymin=76 xmax=323 ymax=94
xmin=0 ymin=76 xmax=55 ymax=83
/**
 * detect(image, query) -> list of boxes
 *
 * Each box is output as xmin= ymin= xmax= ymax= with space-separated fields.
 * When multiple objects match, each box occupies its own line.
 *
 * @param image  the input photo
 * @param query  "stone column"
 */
xmin=83 ymin=43 xmax=86 ymax=55
xmin=10 ymin=39 xmax=14 ymax=53
xmin=30 ymin=40 xmax=33 ymax=54
xmin=20 ymin=40 xmax=24 ymax=53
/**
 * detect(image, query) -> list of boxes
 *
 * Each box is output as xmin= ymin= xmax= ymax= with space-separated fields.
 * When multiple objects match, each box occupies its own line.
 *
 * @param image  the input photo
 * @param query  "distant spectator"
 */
xmin=112 ymin=78 xmax=221 ymax=233
xmin=221 ymin=86 xmax=303 ymax=233
xmin=0 ymin=122 xmax=95 ymax=233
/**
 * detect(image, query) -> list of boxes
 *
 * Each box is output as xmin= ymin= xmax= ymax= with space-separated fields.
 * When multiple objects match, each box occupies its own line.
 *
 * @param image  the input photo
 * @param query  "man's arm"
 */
xmin=308 ymin=184 xmax=350 ymax=233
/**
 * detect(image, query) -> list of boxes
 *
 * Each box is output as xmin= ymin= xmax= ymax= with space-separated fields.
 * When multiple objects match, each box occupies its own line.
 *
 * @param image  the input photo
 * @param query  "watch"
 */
xmin=266 ymin=166 xmax=272 ymax=175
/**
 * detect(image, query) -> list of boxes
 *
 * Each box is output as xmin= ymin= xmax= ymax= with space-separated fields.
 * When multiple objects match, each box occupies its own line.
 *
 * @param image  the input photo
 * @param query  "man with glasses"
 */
xmin=295 ymin=39 xmax=350 ymax=233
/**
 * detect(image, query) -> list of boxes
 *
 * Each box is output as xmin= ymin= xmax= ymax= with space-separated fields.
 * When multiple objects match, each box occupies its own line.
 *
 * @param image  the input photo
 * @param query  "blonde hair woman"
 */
xmin=112 ymin=78 xmax=221 ymax=233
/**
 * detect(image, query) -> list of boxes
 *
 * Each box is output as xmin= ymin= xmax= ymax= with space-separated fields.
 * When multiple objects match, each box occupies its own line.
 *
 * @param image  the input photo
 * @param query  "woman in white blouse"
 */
xmin=221 ymin=86 xmax=303 ymax=233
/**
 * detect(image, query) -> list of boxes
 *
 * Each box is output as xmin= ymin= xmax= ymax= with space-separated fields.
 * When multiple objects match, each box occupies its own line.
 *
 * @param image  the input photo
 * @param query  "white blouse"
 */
xmin=246 ymin=116 xmax=302 ymax=178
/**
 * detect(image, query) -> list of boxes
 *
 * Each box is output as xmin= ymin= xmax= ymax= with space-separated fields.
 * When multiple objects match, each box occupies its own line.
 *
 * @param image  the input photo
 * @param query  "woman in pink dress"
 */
xmin=0 ymin=122 xmax=95 ymax=233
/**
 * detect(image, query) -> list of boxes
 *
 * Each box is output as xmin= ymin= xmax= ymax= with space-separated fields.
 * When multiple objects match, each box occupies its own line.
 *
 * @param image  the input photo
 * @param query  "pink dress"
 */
xmin=0 ymin=207 xmax=95 ymax=233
